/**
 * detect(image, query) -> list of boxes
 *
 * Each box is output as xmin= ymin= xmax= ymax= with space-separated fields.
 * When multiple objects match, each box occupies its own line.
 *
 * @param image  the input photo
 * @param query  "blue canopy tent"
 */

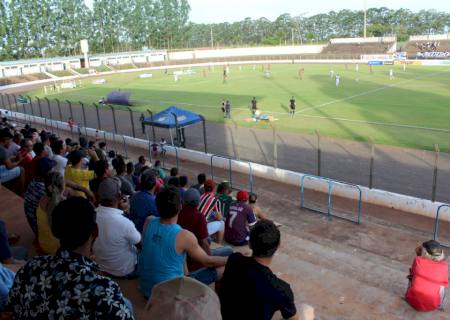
xmin=143 ymin=106 xmax=207 ymax=152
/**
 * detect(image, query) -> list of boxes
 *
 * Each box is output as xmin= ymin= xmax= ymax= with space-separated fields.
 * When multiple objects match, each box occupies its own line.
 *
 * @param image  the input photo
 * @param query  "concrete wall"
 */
xmin=330 ymin=37 xmax=396 ymax=44
xmin=409 ymin=34 xmax=450 ymax=41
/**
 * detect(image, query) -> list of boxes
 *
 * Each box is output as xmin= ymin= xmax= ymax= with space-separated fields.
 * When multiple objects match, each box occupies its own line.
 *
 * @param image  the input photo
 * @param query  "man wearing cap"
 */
xmin=225 ymin=190 xmax=257 ymax=246
xmin=198 ymin=179 xmax=225 ymax=243
xmin=178 ymin=188 xmax=233 ymax=285
xmin=129 ymin=169 xmax=159 ymax=233
xmin=93 ymin=177 xmax=141 ymax=278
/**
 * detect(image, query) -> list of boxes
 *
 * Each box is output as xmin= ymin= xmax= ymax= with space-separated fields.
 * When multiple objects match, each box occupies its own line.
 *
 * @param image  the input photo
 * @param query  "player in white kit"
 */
xmin=330 ymin=70 xmax=334 ymax=78
xmin=355 ymin=64 xmax=359 ymax=72
xmin=389 ymin=69 xmax=394 ymax=80
xmin=335 ymin=74 xmax=341 ymax=87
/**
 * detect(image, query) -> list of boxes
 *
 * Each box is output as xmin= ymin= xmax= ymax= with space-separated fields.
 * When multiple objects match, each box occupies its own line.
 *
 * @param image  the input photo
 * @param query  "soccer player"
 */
xmin=389 ymin=68 xmax=394 ymax=80
xmin=335 ymin=74 xmax=341 ymax=87
xmin=298 ymin=68 xmax=304 ymax=80
xmin=329 ymin=70 xmax=334 ymax=78
xmin=223 ymin=68 xmax=227 ymax=84
xmin=251 ymin=97 xmax=257 ymax=116
xmin=289 ymin=96 xmax=296 ymax=117
xmin=225 ymin=100 xmax=231 ymax=119
xmin=221 ymin=99 xmax=226 ymax=117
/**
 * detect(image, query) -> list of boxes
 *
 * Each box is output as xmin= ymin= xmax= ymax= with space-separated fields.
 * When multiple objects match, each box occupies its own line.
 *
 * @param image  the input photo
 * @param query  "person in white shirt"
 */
xmin=51 ymin=140 xmax=68 ymax=177
xmin=93 ymin=177 xmax=141 ymax=278
xmin=335 ymin=74 xmax=341 ymax=87
xmin=389 ymin=69 xmax=394 ymax=80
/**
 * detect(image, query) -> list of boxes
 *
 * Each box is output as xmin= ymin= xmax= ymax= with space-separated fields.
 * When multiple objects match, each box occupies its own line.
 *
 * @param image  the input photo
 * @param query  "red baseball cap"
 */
xmin=237 ymin=190 xmax=249 ymax=201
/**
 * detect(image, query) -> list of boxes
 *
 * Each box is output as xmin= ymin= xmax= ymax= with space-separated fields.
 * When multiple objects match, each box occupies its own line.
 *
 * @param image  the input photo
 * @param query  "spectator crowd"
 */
xmin=0 ymin=114 xmax=305 ymax=319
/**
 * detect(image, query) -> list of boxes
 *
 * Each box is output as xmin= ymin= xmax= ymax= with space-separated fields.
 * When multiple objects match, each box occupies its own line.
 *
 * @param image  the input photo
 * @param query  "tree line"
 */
xmin=0 ymin=0 xmax=449 ymax=60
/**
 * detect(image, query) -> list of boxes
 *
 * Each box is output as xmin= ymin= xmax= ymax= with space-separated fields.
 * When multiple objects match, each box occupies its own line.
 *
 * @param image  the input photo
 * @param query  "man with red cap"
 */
xmin=225 ymin=190 xmax=257 ymax=246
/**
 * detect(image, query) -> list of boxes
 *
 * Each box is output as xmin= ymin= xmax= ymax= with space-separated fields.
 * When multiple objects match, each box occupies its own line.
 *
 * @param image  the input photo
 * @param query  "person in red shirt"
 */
xmin=17 ymin=139 xmax=34 ymax=186
xmin=178 ymin=188 xmax=232 ymax=286
xmin=405 ymin=240 xmax=448 ymax=311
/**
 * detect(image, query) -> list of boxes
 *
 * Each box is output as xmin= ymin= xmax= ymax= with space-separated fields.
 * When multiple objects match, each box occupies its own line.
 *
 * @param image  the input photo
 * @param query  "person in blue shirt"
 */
xmin=0 ymin=263 xmax=15 ymax=311
xmin=129 ymin=170 xmax=159 ymax=233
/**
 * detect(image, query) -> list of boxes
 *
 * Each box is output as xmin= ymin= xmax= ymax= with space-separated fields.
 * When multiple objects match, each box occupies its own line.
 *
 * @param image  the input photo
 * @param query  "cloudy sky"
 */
xmin=85 ymin=0 xmax=450 ymax=24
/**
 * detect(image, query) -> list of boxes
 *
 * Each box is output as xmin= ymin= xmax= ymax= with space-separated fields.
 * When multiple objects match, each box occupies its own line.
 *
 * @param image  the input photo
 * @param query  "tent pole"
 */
xmin=169 ymin=128 xmax=174 ymax=146
xmin=171 ymin=112 xmax=180 ymax=147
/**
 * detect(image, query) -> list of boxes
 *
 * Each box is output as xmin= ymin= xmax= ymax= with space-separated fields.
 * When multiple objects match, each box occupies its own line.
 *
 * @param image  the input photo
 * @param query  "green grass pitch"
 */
xmin=28 ymin=63 xmax=450 ymax=151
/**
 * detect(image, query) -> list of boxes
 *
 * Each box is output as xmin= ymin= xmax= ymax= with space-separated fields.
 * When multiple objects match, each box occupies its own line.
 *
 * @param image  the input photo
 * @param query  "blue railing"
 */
xmin=210 ymin=154 xmax=253 ymax=193
xmin=300 ymin=174 xmax=363 ymax=224
xmin=433 ymin=204 xmax=450 ymax=248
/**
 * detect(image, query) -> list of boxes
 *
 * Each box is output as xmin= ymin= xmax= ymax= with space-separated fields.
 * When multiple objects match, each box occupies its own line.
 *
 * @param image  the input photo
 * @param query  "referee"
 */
xmin=289 ymin=96 xmax=296 ymax=117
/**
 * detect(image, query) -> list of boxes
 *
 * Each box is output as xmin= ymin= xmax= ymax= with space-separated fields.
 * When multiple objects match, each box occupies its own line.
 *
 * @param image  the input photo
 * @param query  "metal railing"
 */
xmin=433 ymin=204 xmax=450 ymax=248
xmin=300 ymin=174 xmax=363 ymax=224
xmin=210 ymin=154 xmax=253 ymax=193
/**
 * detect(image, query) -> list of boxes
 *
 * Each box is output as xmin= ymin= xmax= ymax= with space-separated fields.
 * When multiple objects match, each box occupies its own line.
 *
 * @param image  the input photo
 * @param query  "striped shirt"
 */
xmin=198 ymin=192 xmax=220 ymax=222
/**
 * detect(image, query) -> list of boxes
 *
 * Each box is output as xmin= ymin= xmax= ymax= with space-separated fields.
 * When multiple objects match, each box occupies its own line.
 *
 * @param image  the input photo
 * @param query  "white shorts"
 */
xmin=207 ymin=221 xmax=224 ymax=235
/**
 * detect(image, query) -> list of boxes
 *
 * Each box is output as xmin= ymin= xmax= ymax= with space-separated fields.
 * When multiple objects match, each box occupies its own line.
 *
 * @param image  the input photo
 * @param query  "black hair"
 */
xmin=40 ymin=132 xmax=49 ymax=143
xmin=250 ymin=220 xmax=280 ymax=258
xmin=51 ymin=140 xmax=65 ymax=155
xmin=155 ymin=160 xmax=161 ymax=167
xmin=126 ymin=162 xmax=134 ymax=174
xmin=422 ymin=240 xmax=443 ymax=256
xmin=68 ymin=150 xmax=84 ymax=166
xmin=79 ymin=136 xmax=87 ymax=148
xmin=197 ymin=173 xmax=206 ymax=184
xmin=94 ymin=159 xmax=109 ymax=178
xmin=33 ymin=142 xmax=45 ymax=156
xmin=51 ymin=197 xmax=97 ymax=251
xmin=65 ymin=138 xmax=72 ymax=146
xmin=156 ymin=186 xmax=181 ymax=219
xmin=112 ymin=156 xmax=126 ymax=175
xmin=217 ymin=181 xmax=231 ymax=194
xmin=170 ymin=167 xmax=178 ymax=177
xmin=99 ymin=142 xmax=106 ymax=149
xmin=88 ymin=141 xmax=95 ymax=148
xmin=168 ymin=177 xmax=180 ymax=188
xmin=138 ymin=155 xmax=145 ymax=163
xmin=249 ymin=193 xmax=258 ymax=204
xmin=179 ymin=176 xmax=188 ymax=188
xmin=140 ymin=169 xmax=156 ymax=190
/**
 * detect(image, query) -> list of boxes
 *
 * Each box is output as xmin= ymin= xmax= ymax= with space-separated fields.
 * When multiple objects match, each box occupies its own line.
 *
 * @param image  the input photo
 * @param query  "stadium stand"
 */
xmin=0 ymin=74 xmax=50 ymax=86
xmin=403 ymin=40 xmax=450 ymax=58
xmin=321 ymin=42 xmax=395 ymax=55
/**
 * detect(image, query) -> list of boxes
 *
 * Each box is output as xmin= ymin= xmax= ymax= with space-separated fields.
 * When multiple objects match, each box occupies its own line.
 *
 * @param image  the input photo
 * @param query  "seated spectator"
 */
xmin=24 ymin=158 xmax=56 ymax=235
xmin=154 ymin=160 xmax=166 ymax=179
xmin=134 ymin=156 xmax=146 ymax=176
xmin=6 ymin=197 xmax=134 ymax=319
xmin=113 ymin=156 xmax=135 ymax=196
xmin=93 ymin=178 xmax=141 ymax=278
xmin=5 ymin=132 xmax=22 ymax=158
xmin=125 ymin=161 xmax=137 ymax=187
xmin=179 ymin=175 xmax=188 ymax=203
xmin=0 ymin=263 xmax=15 ymax=311
xmin=216 ymin=181 xmax=233 ymax=219
xmin=405 ymin=240 xmax=448 ymax=311
xmin=219 ymin=220 xmax=298 ymax=320
xmin=145 ymin=277 xmax=221 ymax=319
xmin=0 ymin=129 xmax=25 ymax=191
xmin=192 ymin=173 xmax=206 ymax=194
xmin=198 ymin=180 xmax=224 ymax=243
xmin=65 ymin=150 xmax=95 ymax=197
xmin=51 ymin=139 xmax=67 ymax=176
xmin=89 ymin=159 xmax=112 ymax=197
xmin=249 ymin=193 xmax=269 ymax=220
xmin=97 ymin=141 xmax=107 ymax=160
xmin=36 ymin=172 xmax=65 ymax=254
xmin=178 ymin=188 xmax=233 ymax=286
xmin=0 ymin=220 xmax=27 ymax=265
xmin=130 ymin=170 xmax=159 ymax=233
xmin=139 ymin=186 xmax=227 ymax=298
xmin=224 ymin=190 xmax=257 ymax=246
xmin=167 ymin=176 xmax=179 ymax=188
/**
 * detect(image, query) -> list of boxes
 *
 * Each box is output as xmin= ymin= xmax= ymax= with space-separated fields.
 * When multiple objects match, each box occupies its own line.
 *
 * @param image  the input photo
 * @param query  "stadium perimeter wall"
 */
xmin=3 ymin=109 xmax=450 ymax=223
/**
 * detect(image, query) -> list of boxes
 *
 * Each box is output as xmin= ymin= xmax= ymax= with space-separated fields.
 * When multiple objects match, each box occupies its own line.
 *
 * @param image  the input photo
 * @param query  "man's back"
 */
xmin=219 ymin=252 xmax=296 ymax=320
xmin=7 ymin=250 xmax=133 ymax=319
xmin=224 ymin=201 xmax=256 ymax=245
xmin=130 ymin=190 xmax=158 ymax=233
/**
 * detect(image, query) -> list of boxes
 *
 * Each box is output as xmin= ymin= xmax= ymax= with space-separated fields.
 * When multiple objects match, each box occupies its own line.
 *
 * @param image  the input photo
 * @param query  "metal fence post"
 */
xmin=93 ymin=103 xmax=101 ymax=130
xmin=127 ymin=107 xmax=136 ymax=138
xmin=272 ymin=124 xmax=278 ymax=168
xmin=315 ymin=130 xmax=321 ymax=176
xmin=12 ymin=94 xmax=18 ymax=112
xmin=369 ymin=141 xmax=375 ymax=189
xmin=27 ymin=96 xmax=34 ymax=116
xmin=6 ymin=94 xmax=12 ymax=111
xmin=79 ymin=102 xmax=88 ymax=137
xmin=35 ymin=96 xmax=43 ymax=117
xmin=55 ymin=99 xmax=63 ymax=121
xmin=44 ymin=97 xmax=54 ymax=132
xmin=109 ymin=105 xmax=118 ymax=149
xmin=0 ymin=94 xmax=5 ymax=109
xmin=432 ymin=144 xmax=440 ymax=202
xmin=66 ymin=100 xmax=74 ymax=122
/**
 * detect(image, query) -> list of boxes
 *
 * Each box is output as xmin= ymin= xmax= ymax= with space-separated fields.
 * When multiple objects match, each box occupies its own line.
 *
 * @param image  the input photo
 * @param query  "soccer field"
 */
xmin=28 ymin=63 xmax=450 ymax=151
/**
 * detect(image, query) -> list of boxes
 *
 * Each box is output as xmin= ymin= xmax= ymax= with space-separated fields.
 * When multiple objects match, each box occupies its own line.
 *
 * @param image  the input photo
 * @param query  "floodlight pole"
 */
xmin=363 ymin=0 xmax=367 ymax=38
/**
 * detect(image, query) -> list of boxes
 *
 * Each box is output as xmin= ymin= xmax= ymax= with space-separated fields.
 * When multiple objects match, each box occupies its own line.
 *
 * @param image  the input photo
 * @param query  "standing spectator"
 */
xmin=251 ymin=97 xmax=257 ymax=115
xmin=178 ymin=188 xmax=233 ymax=286
xmin=405 ymin=240 xmax=448 ymax=311
xmin=7 ymin=197 xmax=134 ymax=319
xmin=134 ymin=156 xmax=146 ymax=176
xmin=6 ymin=133 xmax=22 ymax=158
xmin=125 ymin=162 xmax=137 ymax=188
xmin=65 ymin=150 xmax=95 ymax=197
xmin=17 ymin=138 xmax=34 ymax=185
xmin=29 ymin=142 xmax=48 ymax=183
xmin=216 ymin=181 xmax=233 ymax=219
xmin=225 ymin=100 xmax=231 ymax=119
xmin=198 ymin=180 xmax=225 ymax=243
xmin=192 ymin=173 xmax=206 ymax=195
xmin=51 ymin=140 xmax=67 ymax=177
xmin=154 ymin=160 xmax=166 ymax=179
xmin=113 ymin=156 xmax=135 ymax=196
xmin=219 ymin=220 xmax=298 ymax=320
xmin=249 ymin=193 xmax=269 ymax=220
xmin=224 ymin=190 xmax=257 ymax=246
xmin=164 ymin=167 xmax=178 ymax=185
xmin=89 ymin=160 xmax=112 ymax=203
xmin=40 ymin=132 xmax=53 ymax=158
xmin=36 ymin=172 xmax=64 ymax=254
xmin=139 ymin=113 xmax=146 ymax=134
xmin=93 ymin=178 xmax=141 ymax=278
xmin=179 ymin=175 xmax=188 ymax=203
xmin=24 ymin=158 xmax=56 ymax=235
xmin=97 ymin=141 xmax=108 ymax=160
xmin=130 ymin=170 xmax=159 ymax=233
xmin=139 ymin=187 xmax=227 ymax=298
xmin=159 ymin=138 xmax=167 ymax=156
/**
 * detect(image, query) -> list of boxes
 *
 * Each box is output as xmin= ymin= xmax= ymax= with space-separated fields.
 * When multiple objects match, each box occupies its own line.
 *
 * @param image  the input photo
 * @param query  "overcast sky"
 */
xmin=85 ymin=0 xmax=450 ymax=24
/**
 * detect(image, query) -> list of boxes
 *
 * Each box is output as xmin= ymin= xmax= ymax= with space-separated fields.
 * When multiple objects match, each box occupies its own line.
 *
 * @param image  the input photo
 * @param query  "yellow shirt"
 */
xmin=37 ymin=204 xmax=59 ymax=254
xmin=64 ymin=166 xmax=94 ymax=197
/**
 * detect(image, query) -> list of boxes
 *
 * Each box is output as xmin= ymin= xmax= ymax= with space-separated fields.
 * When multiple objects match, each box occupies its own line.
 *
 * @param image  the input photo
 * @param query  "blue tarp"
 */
xmin=143 ymin=106 xmax=204 ymax=128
